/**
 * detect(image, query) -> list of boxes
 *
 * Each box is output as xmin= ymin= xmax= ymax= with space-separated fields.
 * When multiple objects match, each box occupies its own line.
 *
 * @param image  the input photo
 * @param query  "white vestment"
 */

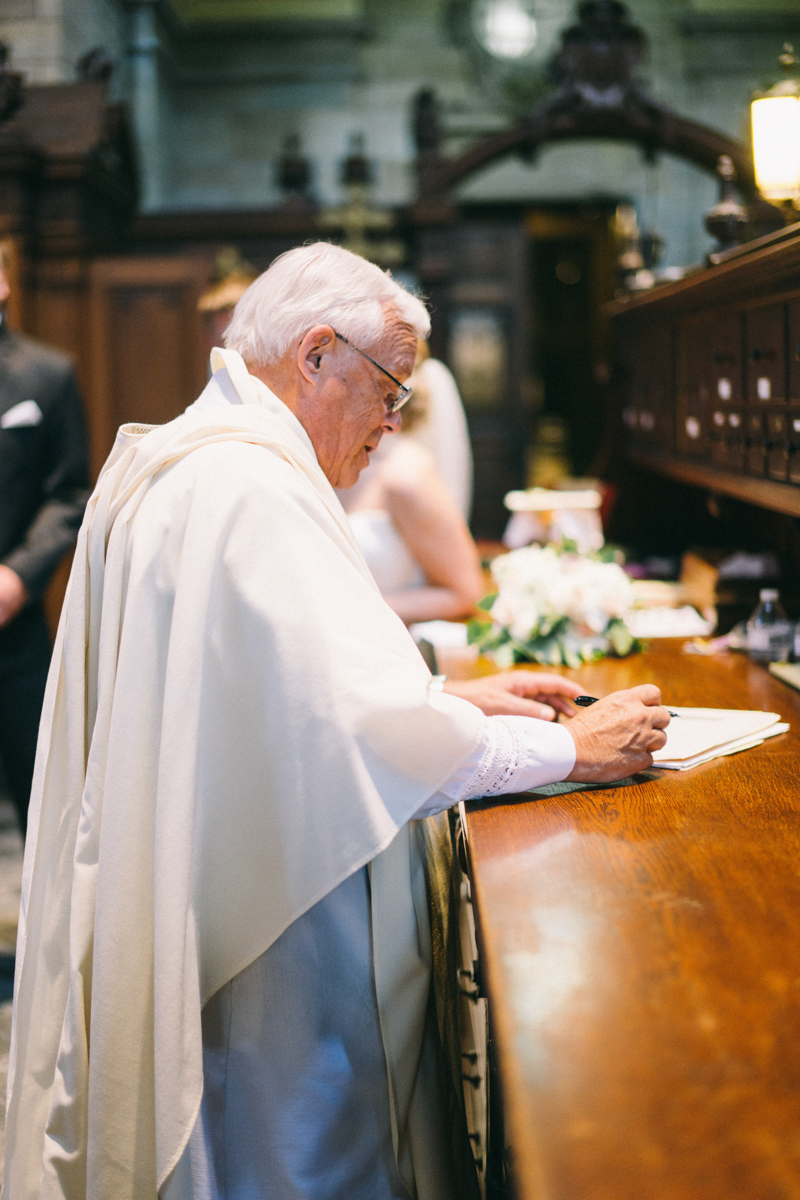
xmin=4 ymin=350 xmax=485 ymax=1200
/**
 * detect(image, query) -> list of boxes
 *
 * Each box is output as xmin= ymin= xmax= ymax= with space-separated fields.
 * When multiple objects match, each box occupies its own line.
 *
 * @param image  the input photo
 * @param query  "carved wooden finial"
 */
xmin=0 ymin=42 xmax=23 ymax=125
xmin=551 ymin=0 xmax=647 ymax=106
xmin=704 ymin=155 xmax=750 ymax=254
xmin=277 ymin=133 xmax=312 ymax=202
xmin=77 ymin=47 xmax=114 ymax=84
xmin=413 ymin=88 xmax=441 ymax=158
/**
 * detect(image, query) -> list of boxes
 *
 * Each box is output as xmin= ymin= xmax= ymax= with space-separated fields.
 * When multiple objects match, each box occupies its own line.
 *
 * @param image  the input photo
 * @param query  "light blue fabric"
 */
xmin=181 ymin=868 xmax=410 ymax=1200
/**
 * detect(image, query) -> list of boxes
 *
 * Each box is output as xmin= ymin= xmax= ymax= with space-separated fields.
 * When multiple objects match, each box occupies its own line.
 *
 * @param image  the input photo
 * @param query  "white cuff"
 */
xmin=413 ymin=714 xmax=576 ymax=819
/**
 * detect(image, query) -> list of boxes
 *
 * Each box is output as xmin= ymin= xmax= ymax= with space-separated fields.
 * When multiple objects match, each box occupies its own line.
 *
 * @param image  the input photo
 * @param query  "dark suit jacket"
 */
xmin=0 ymin=323 xmax=90 ymax=605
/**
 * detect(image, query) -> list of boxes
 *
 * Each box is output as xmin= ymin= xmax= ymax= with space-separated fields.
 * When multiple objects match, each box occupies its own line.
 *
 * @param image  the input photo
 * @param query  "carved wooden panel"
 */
xmin=786 ymin=298 xmax=800 ymax=405
xmin=618 ymin=318 xmax=673 ymax=456
xmin=745 ymin=302 xmax=786 ymax=406
xmin=612 ymin=232 xmax=800 ymax=520
xmin=88 ymin=256 xmax=209 ymax=477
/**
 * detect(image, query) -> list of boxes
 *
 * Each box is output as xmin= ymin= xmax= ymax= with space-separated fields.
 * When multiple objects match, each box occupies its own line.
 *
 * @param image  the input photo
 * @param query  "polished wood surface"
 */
xmin=628 ymin=449 xmax=800 ymax=519
xmin=464 ymin=644 xmax=800 ymax=1200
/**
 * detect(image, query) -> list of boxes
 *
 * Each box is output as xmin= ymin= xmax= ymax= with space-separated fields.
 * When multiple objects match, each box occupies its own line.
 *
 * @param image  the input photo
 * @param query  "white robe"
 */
xmin=4 ymin=350 xmax=484 ymax=1200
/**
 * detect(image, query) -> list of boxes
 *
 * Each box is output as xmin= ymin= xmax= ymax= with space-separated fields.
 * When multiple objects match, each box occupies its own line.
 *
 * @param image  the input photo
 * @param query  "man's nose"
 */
xmin=383 ymin=410 xmax=402 ymax=434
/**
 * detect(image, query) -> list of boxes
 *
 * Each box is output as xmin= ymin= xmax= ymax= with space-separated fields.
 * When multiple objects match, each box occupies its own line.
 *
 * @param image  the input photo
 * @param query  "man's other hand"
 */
xmin=0 ymin=565 xmax=28 ymax=628
xmin=443 ymin=671 xmax=583 ymax=721
xmin=565 ymin=685 xmax=670 ymax=783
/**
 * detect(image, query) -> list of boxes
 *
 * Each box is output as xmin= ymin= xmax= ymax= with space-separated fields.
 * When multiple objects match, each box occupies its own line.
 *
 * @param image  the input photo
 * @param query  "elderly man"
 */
xmin=4 ymin=244 xmax=668 ymax=1200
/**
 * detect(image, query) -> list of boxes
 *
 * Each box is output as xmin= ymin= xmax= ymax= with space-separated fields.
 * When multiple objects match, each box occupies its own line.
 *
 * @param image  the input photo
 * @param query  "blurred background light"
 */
xmin=475 ymin=0 xmax=538 ymax=60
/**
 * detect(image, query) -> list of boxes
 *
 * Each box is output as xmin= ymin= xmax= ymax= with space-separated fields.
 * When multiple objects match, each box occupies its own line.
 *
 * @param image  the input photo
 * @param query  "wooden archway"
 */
xmin=412 ymin=0 xmax=774 ymax=223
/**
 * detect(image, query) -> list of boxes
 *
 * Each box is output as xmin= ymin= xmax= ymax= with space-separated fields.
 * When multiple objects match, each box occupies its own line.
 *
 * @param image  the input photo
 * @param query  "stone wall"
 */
xmin=0 ymin=0 xmax=126 ymax=91
xmin=0 ymin=0 xmax=798 ymax=265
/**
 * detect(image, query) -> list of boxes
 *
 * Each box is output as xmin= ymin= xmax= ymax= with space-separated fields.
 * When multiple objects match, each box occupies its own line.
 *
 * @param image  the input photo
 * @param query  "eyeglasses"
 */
xmin=333 ymin=331 xmax=413 ymax=414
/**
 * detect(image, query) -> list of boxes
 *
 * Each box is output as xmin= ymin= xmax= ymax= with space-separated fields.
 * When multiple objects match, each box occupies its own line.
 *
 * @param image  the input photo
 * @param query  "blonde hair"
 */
xmin=224 ymin=242 xmax=430 ymax=365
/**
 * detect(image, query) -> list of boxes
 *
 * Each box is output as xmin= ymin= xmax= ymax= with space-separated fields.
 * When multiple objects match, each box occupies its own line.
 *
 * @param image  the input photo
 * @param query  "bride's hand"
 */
xmin=442 ymin=670 xmax=583 ymax=721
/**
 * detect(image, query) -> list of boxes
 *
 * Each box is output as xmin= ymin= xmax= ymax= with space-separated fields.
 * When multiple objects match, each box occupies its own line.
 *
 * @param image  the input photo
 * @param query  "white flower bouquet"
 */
xmin=468 ymin=543 xmax=639 ymax=668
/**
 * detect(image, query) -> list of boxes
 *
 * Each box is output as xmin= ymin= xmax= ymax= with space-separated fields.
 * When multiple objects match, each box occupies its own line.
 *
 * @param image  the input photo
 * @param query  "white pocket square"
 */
xmin=1 ymin=400 xmax=43 ymax=429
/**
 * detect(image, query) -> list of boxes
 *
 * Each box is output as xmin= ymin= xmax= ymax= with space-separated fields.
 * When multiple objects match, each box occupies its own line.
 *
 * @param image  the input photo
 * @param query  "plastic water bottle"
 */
xmin=746 ymin=589 xmax=792 ymax=664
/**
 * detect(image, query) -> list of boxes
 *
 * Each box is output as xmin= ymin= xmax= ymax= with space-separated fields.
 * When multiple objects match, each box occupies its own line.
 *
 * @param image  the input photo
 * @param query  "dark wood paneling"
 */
xmin=618 ymin=318 xmax=673 ymax=455
xmin=676 ymin=313 xmax=712 ymax=457
xmin=608 ymin=235 xmax=800 ymax=320
xmin=628 ymin=450 xmax=800 ymax=518
xmin=88 ymin=256 xmax=209 ymax=476
xmin=613 ymin=233 xmax=800 ymax=517
xmin=745 ymin=302 xmax=786 ymax=406
xmin=787 ymin=299 xmax=800 ymax=405
xmin=27 ymin=257 xmax=90 ymax=385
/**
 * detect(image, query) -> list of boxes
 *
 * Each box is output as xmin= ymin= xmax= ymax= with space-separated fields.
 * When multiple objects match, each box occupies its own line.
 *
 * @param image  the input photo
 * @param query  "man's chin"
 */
xmin=335 ymin=460 xmax=364 ymax=489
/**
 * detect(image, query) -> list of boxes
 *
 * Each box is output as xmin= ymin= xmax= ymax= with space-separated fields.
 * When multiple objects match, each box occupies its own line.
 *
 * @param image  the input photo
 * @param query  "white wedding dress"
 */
xmin=406 ymin=358 xmax=472 ymax=521
xmin=346 ymin=509 xmax=425 ymax=594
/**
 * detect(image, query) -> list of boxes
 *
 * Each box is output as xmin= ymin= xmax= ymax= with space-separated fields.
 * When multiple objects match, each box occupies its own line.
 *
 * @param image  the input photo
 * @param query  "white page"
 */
xmin=652 ymin=707 xmax=781 ymax=764
xmin=658 ymin=721 xmax=789 ymax=770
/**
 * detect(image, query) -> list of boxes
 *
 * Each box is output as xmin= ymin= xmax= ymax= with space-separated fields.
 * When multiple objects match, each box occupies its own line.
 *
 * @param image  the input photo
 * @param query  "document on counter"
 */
xmin=654 ymin=707 xmax=789 ymax=770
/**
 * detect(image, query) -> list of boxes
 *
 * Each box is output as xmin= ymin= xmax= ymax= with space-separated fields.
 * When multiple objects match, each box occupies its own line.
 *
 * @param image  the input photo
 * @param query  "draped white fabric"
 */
xmin=407 ymin=359 xmax=473 ymax=519
xmin=4 ymin=349 xmax=483 ymax=1200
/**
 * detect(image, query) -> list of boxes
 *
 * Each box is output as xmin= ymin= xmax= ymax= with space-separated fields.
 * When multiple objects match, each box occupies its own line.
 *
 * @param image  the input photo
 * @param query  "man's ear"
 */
xmin=298 ymin=325 xmax=336 ymax=386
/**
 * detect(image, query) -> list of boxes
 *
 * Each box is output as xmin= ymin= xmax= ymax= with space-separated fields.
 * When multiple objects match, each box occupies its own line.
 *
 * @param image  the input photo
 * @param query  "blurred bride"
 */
xmin=338 ymin=342 xmax=483 ymax=624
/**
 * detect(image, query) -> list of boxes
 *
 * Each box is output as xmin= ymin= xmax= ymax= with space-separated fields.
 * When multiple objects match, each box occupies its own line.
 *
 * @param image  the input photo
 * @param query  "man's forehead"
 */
xmin=378 ymin=323 xmax=417 ymax=373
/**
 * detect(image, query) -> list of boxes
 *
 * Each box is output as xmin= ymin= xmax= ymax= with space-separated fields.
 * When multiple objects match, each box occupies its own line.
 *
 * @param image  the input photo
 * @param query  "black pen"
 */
xmin=574 ymin=694 xmax=680 ymax=717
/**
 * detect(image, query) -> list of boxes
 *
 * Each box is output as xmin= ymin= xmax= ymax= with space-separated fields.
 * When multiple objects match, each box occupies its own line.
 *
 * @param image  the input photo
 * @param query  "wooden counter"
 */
xmin=463 ymin=645 xmax=800 ymax=1200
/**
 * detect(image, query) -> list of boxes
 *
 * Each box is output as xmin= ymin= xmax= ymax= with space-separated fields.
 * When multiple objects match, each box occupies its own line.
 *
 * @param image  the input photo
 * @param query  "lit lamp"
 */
xmin=751 ymin=45 xmax=800 ymax=214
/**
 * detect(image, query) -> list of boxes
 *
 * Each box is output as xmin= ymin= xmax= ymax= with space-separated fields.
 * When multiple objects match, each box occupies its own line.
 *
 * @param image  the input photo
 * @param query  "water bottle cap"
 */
xmin=760 ymin=588 xmax=779 ymax=601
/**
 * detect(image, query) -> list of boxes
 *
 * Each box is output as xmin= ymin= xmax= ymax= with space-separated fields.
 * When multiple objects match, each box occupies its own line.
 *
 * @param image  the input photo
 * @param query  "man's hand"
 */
xmin=565 ymin=685 xmax=670 ymax=783
xmin=0 ymin=565 xmax=28 ymax=628
xmin=443 ymin=671 xmax=584 ymax=721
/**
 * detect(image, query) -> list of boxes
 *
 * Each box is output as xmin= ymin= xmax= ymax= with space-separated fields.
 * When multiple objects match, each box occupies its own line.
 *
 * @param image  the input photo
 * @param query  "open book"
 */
xmin=653 ymin=707 xmax=789 ymax=770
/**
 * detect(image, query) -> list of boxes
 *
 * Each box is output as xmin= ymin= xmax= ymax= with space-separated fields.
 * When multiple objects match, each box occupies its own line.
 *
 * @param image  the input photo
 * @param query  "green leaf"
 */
xmin=559 ymin=637 xmax=583 ymax=669
xmin=606 ymin=618 xmax=637 ymax=657
xmin=476 ymin=593 xmax=498 ymax=612
xmin=466 ymin=620 xmax=487 ymax=646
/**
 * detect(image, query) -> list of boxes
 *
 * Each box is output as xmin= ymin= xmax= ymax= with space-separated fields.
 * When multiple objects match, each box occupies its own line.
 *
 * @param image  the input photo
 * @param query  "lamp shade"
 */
xmin=752 ymin=94 xmax=800 ymax=201
xmin=473 ymin=0 xmax=538 ymax=59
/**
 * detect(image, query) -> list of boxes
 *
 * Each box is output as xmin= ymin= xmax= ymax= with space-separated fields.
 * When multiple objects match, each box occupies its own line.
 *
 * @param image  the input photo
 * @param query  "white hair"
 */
xmin=224 ymin=242 xmax=430 ymax=365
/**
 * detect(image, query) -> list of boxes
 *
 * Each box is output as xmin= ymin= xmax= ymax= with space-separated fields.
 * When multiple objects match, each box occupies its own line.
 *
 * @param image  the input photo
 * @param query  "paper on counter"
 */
xmin=653 ymin=707 xmax=786 ymax=770
xmin=626 ymin=606 xmax=715 ymax=638
xmin=769 ymin=662 xmax=800 ymax=693
xmin=657 ymin=722 xmax=789 ymax=770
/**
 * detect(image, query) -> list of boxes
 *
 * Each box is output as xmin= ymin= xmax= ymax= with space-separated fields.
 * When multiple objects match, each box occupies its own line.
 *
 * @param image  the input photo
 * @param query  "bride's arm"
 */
xmin=382 ymin=447 xmax=484 ymax=623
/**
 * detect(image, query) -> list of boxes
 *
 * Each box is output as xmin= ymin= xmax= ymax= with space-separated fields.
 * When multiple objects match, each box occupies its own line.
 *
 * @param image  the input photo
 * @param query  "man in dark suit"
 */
xmin=0 ymin=258 xmax=89 ymax=835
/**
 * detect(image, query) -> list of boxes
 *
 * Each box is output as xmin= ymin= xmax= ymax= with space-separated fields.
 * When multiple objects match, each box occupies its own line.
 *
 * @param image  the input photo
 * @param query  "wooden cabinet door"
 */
xmin=787 ymin=298 xmax=800 ymax=404
xmin=745 ymin=302 xmax=786 ymax=405
xmin=676 ymin=314 xmax=711 ymax=457
xmin=705 ymin=309 xmax=744 ymax=408
xmin=88 ymin=256 xmax=210 ymax=477
xmin=618 ymin=318 xmax=673 ymax=454
xmin=676 ymin=308 xmax=746 ymax=460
